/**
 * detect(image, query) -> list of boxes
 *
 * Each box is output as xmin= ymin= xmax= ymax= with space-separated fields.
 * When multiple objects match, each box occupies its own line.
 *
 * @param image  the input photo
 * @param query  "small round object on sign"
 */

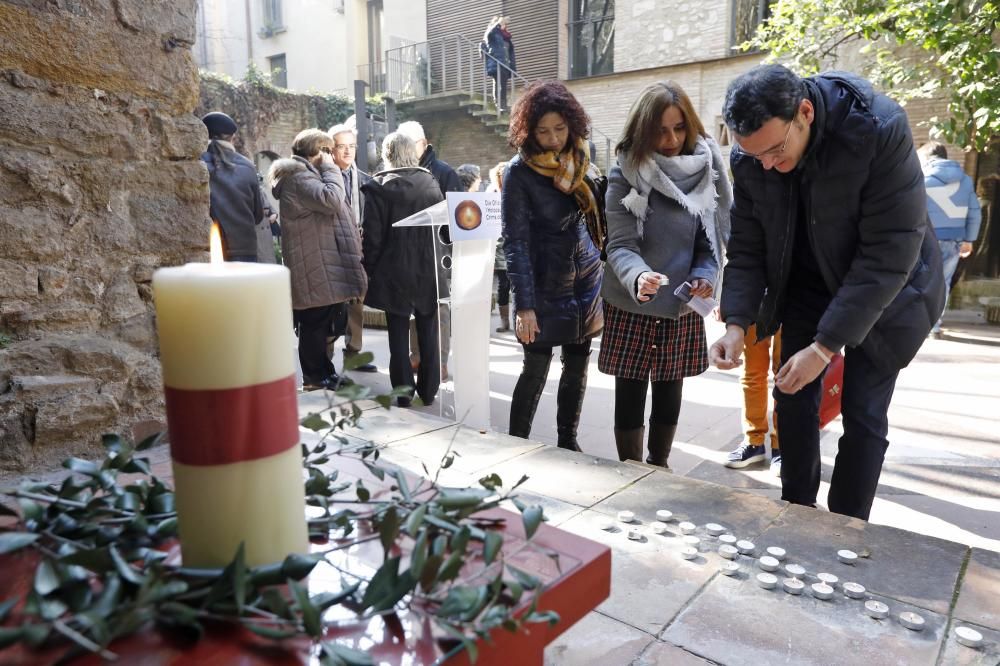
xmin=705 ymin=523 xmax=725 ymax=536
xmin=784 ymin=563 xmax=806 ymax=578
xmin=782 ymin=577 xmax=805 ymax=595
xmin=818 ymin=572 xmax=839 ymax=587
xmin=843 ymin=582 xmax=866 ymax=599
xmin=811 ymin=583 xmax=834 ymax=600
xmin=766 ymin=546 xmax=787 ymax=561
xmin=682 ymin=535 xmax=700 ymax=547
xmin=837 ymin=549 xmax=859 ymax=565
xmin=454 ymin=200 xmax=484 ymax=230
xmin=617 ymin=510 xmax=635 ymax=524
xmin=756 ymin=572 xmax=778 ymax=589
xmin=719 ymin=534 xmax=738 ymax=545
xmin=899 ymin=611 xmax=925 ymax=632
xmin=649 ymin=521 xmax=669 ymax=535
xmin=656 ymin=509 xmax=673 ymax=522
xmin=758 ymin=556 xmax=780 ymax=572
xmin=678 ymin=521 xmax=696 ymax=534
xmin=954 ymin=626 xmax=984 ymax=649
xmin=865 ymin=600 xmax=889 ymax=619
xmin=719 ymin=544 xmax=739 ymax=560
xmin=721 ymin=561 xmax=741 ymax=577
xmin=681 ymin=547 xmax=698 ymax=560
xmin=736 ymin=540 xmax=756 ymax=555
xmin=627 ymin=527 xmax=643 ymax=541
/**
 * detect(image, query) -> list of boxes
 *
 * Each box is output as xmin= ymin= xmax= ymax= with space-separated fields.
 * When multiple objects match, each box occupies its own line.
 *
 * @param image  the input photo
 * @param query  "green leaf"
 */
xmin=154 ymin=517 xmax=178 ymax=539
xmin=391 ymin=469 xmax=412 ymax=502
xmin=248 ymin=562 xmax=285 ymax=587
xmin=362 ymin=460 xmax=386 ymax=481
xmin=246 ymin=623 xmax=298 ymax=640
xmin=260 ymin=588 xmax=293 ymax=619
xmin=92 ymin=575 xmax=122 ymax=618
xmin=436 ymin=489 xmax=491 ymax=509
xmin=405 ymin=504 xmax=427 ymax=536
xmin=232 ymin=542 xmax=247 ymax=613
xmin=311 ymin=580 xmax=361 ymax=611
xmin=419 ymin=554 xmax=443 ymax=592
xmin=288 ymin=579 xmax=322 ymax=637
xmin=136 ymin=431 xmax=165 ymax=450
xmin=378 ymin=507 xmax=401 ymax=558
xmin=280 ymin=552 xmax=324 ymax=581
xmin=409 ymin=530 xmax=429 ymax=579
xmin=34 ymin=559 xmax=62 ymax=595
xmin=21 ymin=623 xmax=51 ymax=647
xmin=63 ymin=457 xmax=100 ymax=477
xmin=522 ymin=505 xmax=544 ymax=540
xmin=437 ymin=585 xmax=482 ymax=618
xmin=300 ymin=413 xmax=332 ymax=432
xmin=0 ymin=531 xmax=40 ymax=554
xmin=342 ymin=351 xmax=374 ymax=372
xmin=478 ymin=473 xmax=503 ymax=491
xmin=483 ymin=531 xmax=502 ymax=566
xmin=0 ymin=598 xmax=16 ymax=623
xmin=507 ymin=565 xmax=539 ymax=591
xmin=102 ymin=434 xmax=124 ymax=453
xmin=0 ymin=627 xmax=23 ymax=649
xmin=526 ymin=609 xmax=561 ymax=626
xmin=322 ymin=641 xmax=375 ymax=666
xmin=355 ymin=480 xmax=370 ymax=503
xmin=109 ymin=545 xmax=146 ymax=585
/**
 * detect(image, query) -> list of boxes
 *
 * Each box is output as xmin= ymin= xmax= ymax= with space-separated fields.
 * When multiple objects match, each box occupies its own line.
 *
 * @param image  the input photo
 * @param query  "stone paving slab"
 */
xmin=753 ymin=505 xmax=968 ymax=616
xmin=342 ymin=405 xmax=456 ymax=445
xmin=954 ymin=548 xmax=1000 ymax=632
xmin=632 ymin=640 xmax=717 ymax=665
xmin=938 ymin=621 xmax=1000 ymax=665
xmin=487 ymin=446 xmax=653 ymax=508
xmin=384 ymin=425 xmax=545 ymax=477
xmin=662 ymin=575 xmax=948 ymax=666
xmin=591 ymin=469 xmax=786 ymax=540
xmin=683 ymin=458 xmax=780 ymax=490
xmin=543 ymin=610 xmax=654 ymax=666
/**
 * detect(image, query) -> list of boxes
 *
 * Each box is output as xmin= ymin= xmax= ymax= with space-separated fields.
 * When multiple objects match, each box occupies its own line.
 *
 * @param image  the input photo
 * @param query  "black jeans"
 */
xmin=495 ymin=270 xmax=510 ymax=307
xmin=614 ymin=377 xmax=683 ymax=430
xmin=491 ymin=69 xmax=510 ymax=109
xmin=295 ymin=304 xmax=338 ymax=382
xmin=775 ymin=327 xmax=900 ymax=520
xmin=386 ymin=309 xmax=440 ymax=403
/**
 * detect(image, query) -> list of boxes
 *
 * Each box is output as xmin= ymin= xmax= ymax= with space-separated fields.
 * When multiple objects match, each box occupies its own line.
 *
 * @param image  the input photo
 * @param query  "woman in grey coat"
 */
xmin=269 ymin=129 xmax=367 ymax=391
xmin=598 ymin=81 xmax=731 ymax=467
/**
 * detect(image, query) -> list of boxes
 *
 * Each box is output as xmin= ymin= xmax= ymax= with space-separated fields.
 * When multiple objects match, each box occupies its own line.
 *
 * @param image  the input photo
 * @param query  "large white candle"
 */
xmin=152 ymin=256 xmax=308 ymax=568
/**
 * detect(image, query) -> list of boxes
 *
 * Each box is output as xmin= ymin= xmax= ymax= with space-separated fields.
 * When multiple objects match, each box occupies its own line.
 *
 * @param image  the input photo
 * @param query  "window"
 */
xmin=731 ymin=0 xmax=774 ymax=49
xmin=260 ymin=0 xmax=285 ymax=36
xmin=269 ymin=53 xmax=287 ymax=88
xmin=569 ymin=0 xmax=615 ymax=79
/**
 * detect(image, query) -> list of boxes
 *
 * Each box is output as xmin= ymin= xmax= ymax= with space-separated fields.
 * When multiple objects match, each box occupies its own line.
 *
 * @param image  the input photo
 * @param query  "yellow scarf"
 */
xmin=524 ymin=138 xmax=603 ymax=253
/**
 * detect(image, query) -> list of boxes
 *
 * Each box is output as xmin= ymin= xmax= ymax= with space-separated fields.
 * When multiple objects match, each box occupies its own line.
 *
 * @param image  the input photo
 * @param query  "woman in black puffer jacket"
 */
xmin=502 ymin=80 xmax=604 ymax=451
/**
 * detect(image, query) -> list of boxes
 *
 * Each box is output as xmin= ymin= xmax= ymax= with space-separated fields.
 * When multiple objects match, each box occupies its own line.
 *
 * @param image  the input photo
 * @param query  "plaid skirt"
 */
xmin=598 ymin=302 xmax=708 ymax=381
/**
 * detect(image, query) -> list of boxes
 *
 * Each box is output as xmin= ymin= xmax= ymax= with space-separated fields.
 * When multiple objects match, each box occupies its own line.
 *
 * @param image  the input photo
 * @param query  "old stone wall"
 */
xmin=615 ymin=0 xmax=732 ymax=74
xmin=0 ymin=0 xmax=207 ymax=472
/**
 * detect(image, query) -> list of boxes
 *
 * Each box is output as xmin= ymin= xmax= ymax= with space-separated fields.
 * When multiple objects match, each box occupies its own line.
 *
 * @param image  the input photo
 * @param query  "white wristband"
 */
xmin=809 ymin=342 xmax=832 ymax=364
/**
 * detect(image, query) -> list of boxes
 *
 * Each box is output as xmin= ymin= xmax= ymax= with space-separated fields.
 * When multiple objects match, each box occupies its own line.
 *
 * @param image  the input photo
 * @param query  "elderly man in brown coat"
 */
xmin=269 ymin=128 xmax=367 ymax=391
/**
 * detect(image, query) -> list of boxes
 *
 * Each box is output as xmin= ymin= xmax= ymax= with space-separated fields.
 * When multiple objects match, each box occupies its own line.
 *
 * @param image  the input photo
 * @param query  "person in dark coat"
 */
xmin=502 ymin=81 xmax=604 ymax=451
xmin=710 ymin=65 xmax=945 ymax=521
xmin=269 ymin=129 xmax=368 ymax=392
xmin=200 ymin=112 xmax=264 ymax=262
xmin=480 ymin=15 xmax=516 ymax=112
xmin=361 ymin=132 xmax=446 ymax=407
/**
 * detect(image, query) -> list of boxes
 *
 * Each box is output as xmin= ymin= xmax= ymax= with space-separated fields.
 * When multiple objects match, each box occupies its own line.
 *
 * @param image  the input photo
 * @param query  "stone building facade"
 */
xmin=0 ymin=1 xmax=208 ymax=472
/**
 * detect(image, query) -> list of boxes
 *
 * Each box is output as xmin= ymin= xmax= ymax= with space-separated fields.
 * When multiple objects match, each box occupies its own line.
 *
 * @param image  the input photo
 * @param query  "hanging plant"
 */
xmin=0 ymin=370 xmax=558 ymax=663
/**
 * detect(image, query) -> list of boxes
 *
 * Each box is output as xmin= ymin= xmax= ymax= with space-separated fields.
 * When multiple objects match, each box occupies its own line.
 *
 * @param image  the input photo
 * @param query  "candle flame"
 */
xmin=209 ymin=222 xmax=224 ymax=264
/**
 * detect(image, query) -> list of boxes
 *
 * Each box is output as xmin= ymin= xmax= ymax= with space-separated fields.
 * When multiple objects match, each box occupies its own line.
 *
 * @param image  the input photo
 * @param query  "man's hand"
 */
xmin=774 ymin=343 xmax=831 ymax=394
xmin=637 ymin=271 xmax=667 ymax=302
xmin=960 ymin=241 xmax=973 ymax=258
xmin=709 ymin=325 xmax=746 ymax=370
xmin=515 ymin=309 xmax=540 ymax=344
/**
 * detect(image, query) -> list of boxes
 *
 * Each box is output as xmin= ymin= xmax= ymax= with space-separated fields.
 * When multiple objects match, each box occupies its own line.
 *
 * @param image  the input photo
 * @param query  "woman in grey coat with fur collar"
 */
xmin=598 ymin=81 xmax=731 ymax=467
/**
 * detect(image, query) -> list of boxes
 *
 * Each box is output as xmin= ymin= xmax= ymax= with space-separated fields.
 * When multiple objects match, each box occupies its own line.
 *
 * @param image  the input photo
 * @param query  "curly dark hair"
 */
xmin=507 ymin=80 xmax=590 ymax=155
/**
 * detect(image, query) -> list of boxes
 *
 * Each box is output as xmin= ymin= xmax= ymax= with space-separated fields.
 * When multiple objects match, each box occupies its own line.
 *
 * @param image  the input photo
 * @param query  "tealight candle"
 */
xmin=681 ymin=547 xmax=698 ymax=560
xmin=759 ymin=556 xmax=780 ymax=572
xmin=865 ymin=600 xmax=889 ymax=619
xmin=756 ymin=572 xmax=778 ymax=589
xmin=811 ymin=583 xmax=834 ymax=600
xmin=783 ymin=577 xmax=804 ymax=595
xmin=719 ymin=534 xmax=738 ymax=545
xmin=618 ymin=510 xmax=636 ymax=523
xmin=954 ymin=626 xmax=984 ymax=648
xmin=678 ymin=521 xmax=696 ymax=534
xmin=598 ymin=516 xmax=616 ymax=531
xmin=766 ymin=546 xmax=786 ymax=561
xmin=837 ymin=549 xmax=858 ymax=565
xmin=682 ymin=535 xmax=701 ymax=547
xmin=656 ymin=509 xmax=673 ymax=522
xmin=705 ymin=523 xmax=725 ymax=536
xmin=817 ymin=573 xmax=839 ymax=587
xmin=153 ymin=246 xmax=307 ymax=568
xmin=843 ymin=582 xmax=866 ymax=599
xmin=736 ymin=540 xmax=755 ymax=555
xmin=721 ymin=562 xmax=741 ymax=577
xmin=899 ymin=611 xmax=925 ymax=631
xmin=719 ymin=544 xmax=739 ymax=560
xmin=627 ymin=527 xmax=643 ymax=541
xmin=649 ymin=521 xmax=669 ymax=534
xmin=785 ymin=564 xmax=806 ymax=578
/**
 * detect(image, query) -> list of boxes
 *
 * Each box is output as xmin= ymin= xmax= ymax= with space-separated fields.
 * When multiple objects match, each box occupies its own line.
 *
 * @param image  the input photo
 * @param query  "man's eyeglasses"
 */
xmin=740 ymin=116 xmax=794 ymax=160
xmin=334 ymin=144 xmax=357 ymax=153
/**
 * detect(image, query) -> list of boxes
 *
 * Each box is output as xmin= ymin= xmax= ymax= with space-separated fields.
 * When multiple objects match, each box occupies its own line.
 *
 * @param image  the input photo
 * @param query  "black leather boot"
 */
xmin=614 ymin=427 xmax=645 ymax=462
xmin=556 ymin=352 xmax=590 ymax=451
xmin=508 ymin=351 xmax=552 ymax=438
xmin=646 ymin=423 xmax=677 ymax=468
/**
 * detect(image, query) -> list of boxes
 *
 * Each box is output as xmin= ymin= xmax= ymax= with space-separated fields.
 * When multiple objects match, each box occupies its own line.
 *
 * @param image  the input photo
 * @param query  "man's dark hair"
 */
xmin=723 ymin=64 xmax=807 ymax=136
xmin=456 ymin=163 xmax=481 ymax=191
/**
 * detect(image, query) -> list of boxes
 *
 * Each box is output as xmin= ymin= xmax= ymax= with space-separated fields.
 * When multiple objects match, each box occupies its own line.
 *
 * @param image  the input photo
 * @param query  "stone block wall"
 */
xmin=407 ymin=109 xmax=514 ymax=179
xmin=0 ymin=0 xmax=207 ymax=472
xmin=615 ymin=0 xmax=732 ymax=74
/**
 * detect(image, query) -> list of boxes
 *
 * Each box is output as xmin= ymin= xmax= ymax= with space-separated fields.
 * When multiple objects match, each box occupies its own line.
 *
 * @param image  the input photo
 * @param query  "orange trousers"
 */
xmin=742 ymin=325 xmax=781 ymax=450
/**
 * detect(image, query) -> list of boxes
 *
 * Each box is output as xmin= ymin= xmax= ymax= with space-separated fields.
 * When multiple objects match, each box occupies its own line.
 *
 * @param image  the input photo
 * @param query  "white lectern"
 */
xmin=393 ymin=194 xmax=501 ymax=430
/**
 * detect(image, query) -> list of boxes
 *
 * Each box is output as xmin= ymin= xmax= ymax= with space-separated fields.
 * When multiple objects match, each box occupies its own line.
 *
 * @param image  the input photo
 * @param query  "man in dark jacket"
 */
xmin=709 ymin=65 xmax=944 ymax=521
xmin=200 ymin=112 xmax=265 ymax=262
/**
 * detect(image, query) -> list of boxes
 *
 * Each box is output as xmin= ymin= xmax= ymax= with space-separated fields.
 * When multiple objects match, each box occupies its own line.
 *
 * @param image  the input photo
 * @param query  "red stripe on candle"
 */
xmin=164 ymin=375 xmax=299 ymax=466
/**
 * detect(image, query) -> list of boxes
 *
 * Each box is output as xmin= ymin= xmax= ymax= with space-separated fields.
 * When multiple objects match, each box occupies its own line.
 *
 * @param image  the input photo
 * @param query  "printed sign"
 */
xmin=447 ymin=192 xmax=502 ymax=241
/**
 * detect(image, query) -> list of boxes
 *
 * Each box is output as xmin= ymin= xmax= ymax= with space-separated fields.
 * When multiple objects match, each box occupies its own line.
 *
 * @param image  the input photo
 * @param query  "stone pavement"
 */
xmin=297 ymin=386 xmax=1000 ymax=665
xmin=337 ymin=308 xmax=1000 ymax=555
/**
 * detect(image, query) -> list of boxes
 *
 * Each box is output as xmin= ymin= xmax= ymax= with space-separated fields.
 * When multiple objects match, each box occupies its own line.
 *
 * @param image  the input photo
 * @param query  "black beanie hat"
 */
xmin=202 ymin=112 xmax=238 ymax=138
